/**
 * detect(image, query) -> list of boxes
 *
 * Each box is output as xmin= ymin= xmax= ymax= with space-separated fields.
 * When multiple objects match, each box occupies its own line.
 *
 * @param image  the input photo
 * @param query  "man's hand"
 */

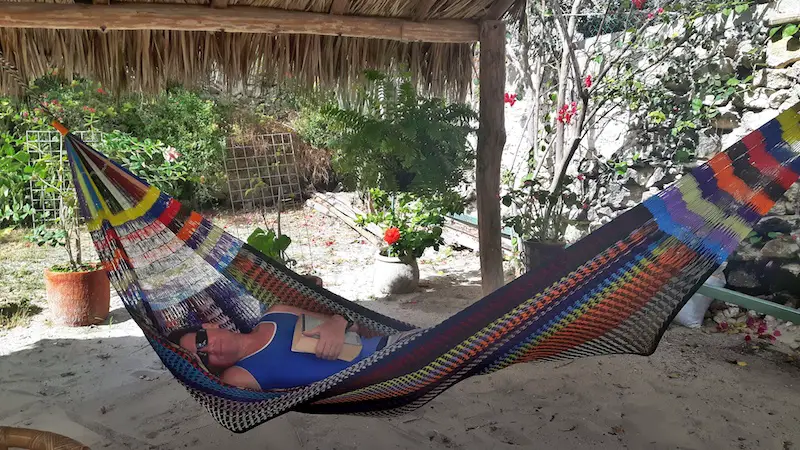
xmin=302 ymin=315 xmax=348 ymax=360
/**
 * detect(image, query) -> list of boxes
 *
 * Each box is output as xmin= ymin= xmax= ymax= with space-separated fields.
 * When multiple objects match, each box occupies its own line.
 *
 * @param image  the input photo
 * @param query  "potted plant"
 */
xmin=358 ymin=189 xmax=463 ymax=295
xmin=28 ymin=149 xmax=110 ymax=327
xmin=502 ymin=176 xmax=584 ymax=272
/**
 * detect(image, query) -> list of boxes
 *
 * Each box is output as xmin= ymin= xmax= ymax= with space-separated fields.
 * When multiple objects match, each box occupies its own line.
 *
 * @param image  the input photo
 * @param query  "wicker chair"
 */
xmin=0 ymin=427 xmax=89 ymax=450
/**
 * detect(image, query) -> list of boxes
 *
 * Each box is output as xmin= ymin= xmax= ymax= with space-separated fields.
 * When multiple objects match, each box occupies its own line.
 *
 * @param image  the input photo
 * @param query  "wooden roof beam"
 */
xmin=0 ymin=3 xmax=479 ymax=43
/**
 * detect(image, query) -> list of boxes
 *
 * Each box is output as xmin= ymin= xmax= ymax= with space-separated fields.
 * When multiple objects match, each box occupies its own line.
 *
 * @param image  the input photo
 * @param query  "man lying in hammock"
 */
xmin=169 ymin=303 xmax=405 ymax=391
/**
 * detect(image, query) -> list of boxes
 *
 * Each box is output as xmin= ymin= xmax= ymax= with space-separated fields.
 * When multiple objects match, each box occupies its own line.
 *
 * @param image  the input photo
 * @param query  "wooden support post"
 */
xmin=477 ymin=20 xmax=506 ymax=295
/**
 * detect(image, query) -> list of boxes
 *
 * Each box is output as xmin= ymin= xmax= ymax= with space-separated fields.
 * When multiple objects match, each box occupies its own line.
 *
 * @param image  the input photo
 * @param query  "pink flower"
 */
xmin=657 ymin=7 xmax=664 ymax=13
xmin=717 ymin=322 xmax=729 ymax=331
xmin=163 ymin=146 xmax=181 ymax=163
xmin=584 ymin=75 xmax=593 ymax=88
xmin=647 ymin=12 xmax=654 ymax=19
xmin=632 ymin=0 xmax=645 ymax=9
xmin=577 ymin=174 xmax=586 ymax=181
xmin=773 ymin=329 xmax=782 ymax=337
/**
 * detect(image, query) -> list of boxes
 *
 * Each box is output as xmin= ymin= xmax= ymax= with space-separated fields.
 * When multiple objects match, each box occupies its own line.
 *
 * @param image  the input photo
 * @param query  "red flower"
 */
xmin=504 ymin=92 xmax=517 ymax=107
xmin=717 ymin=322 xmax=729 ymax=331
xmin=577 ymin=174 xmax=586 ymax=181
xmin=744 ymin=334 xmax=752 ymax=342
xmin=97 ymin=87 xmax=107 ymax=95
xmin=773 ymin=330 xmax=782 ymax=337
xmin=557 ymin=102 xmax=579 ymax=124
xmin=582 ymin=202 xmax=589 ymax=210
xmin=384 ymin=227 xmax=401 ymax=245
xmin=632 ymin=0 xmax=645 ymax=9
xmin=584 ymin=75 xmax=592 ymax=88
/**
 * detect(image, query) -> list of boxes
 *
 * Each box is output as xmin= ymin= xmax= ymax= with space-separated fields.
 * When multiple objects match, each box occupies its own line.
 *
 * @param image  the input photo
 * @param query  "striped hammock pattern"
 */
xmin=59 ymin=104 xmax=800 ymax=433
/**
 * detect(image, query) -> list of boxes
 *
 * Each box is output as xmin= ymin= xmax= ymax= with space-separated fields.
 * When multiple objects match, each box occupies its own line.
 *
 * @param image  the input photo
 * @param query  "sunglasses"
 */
xmin=195 ymin=328 xmax=210 ymax=367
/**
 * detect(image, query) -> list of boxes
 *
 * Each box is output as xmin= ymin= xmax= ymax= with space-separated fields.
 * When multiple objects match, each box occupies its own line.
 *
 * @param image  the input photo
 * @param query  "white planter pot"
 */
xmin=372 ymin=252 xmax=419 ymax=295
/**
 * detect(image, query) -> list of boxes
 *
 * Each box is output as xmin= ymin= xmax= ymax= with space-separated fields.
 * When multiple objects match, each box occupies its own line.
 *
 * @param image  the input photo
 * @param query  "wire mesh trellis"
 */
xmin=26 ymin=130 xmax=103 ymax=229
xmin=224 ymin=133 xmax=303 ymax=214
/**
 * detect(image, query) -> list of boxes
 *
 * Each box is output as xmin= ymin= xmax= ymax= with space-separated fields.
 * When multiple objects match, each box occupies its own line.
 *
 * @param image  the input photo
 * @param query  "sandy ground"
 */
xmin=1 ymin=205 xmax=799 ymax=450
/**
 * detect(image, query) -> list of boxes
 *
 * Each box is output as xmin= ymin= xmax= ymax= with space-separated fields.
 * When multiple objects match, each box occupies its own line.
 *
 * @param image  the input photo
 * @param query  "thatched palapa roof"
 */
xmin=0 ymin=0 xmax=519 ymax=97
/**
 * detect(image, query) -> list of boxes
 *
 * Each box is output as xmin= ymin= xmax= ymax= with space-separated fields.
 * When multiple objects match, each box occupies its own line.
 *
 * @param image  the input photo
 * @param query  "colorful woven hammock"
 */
xmin=58 ymin=105 xmax=800 ymax=433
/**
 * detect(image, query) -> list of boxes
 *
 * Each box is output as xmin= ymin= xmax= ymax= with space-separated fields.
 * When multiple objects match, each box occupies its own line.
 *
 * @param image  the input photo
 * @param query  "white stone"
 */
xmin=738 ymin=88 xmax=774 ymax=110
xmin=753 ymin=68 xmax=795 ymax=89
xmin=645 ymin=167 xmax=666 ymax=188
xmin=767 ymin=35 xmax=800 ymax=69
xmin=741 ymin=109 xmax=780 ymax=131
xmin=769 ymin=90 xmax=793 ymax=109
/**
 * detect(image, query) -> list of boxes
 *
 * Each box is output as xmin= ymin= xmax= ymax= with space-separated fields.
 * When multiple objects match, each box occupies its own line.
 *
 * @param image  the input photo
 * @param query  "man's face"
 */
xmin=180 ymin=324 xmax=241 ymax=369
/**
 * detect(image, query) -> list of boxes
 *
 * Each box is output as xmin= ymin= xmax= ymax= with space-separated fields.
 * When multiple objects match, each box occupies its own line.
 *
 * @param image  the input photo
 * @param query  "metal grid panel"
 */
xmin=224 ymin=133 xmax=303 ymax=213
xmin=26 ymin=130 xmax=103 ymax=228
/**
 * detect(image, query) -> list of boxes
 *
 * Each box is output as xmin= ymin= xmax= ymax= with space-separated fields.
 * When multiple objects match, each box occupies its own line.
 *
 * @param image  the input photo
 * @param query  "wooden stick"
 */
xmin=768 ymin=14 xmax=800 ymax=26
xmin=0 ymin=3 xmax=479 ymax=43
xmin=309 ymin=198 xmax=381 ymax=246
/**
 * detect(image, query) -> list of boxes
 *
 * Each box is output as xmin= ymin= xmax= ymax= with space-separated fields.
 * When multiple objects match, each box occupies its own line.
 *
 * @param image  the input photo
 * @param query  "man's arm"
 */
xmin=267 ymin=304 xmax=359 ymax=333
xmin=221 ymin=366 xmax=262 ymax=390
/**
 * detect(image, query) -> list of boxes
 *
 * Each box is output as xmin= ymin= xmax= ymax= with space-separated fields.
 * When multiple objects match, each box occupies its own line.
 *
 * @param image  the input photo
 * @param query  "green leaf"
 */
xmin=783 ymin=24 xmax=799 ymax=39
xmin=722 ymin=8 xmax=732 ymax=16
xmin=725 ymin=78 xmax=740 ymax=86
xmin=734 ymin=4 xmax=748 ymax=14
xmin=749 ymin=236 xmax=763 ymax=244
xmin=767 ymin=231 xmax=782 ymax=239
xmin=769 ymin=26 xmax=782 ymax=39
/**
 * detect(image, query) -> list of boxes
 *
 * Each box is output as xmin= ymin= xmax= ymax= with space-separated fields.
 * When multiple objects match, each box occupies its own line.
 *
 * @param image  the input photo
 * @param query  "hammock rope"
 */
xmin=54 ymin=104 xmax=800 ymax=433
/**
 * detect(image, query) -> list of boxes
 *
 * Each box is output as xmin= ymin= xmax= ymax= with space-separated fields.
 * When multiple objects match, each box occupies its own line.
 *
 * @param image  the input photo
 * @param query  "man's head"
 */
xmin=169 ymin=323 xmax=243 ymax=369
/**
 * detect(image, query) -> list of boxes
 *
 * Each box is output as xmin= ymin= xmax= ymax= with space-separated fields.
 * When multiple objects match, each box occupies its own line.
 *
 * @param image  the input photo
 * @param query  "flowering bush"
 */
xmin=357 ymin=189 xmax=465 ymax=259
xmin=95 ymin=131 xmax=191 ymax=198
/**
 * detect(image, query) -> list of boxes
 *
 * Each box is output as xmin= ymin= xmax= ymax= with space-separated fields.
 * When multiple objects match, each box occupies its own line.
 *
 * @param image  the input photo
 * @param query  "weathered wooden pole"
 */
xmin=476 ymin=20 xmax=506 ymax=295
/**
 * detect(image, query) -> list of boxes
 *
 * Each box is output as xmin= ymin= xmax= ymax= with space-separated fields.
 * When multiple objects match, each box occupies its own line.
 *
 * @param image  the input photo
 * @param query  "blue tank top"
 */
xmin=234 ymin=312 xmax=383 ymax=389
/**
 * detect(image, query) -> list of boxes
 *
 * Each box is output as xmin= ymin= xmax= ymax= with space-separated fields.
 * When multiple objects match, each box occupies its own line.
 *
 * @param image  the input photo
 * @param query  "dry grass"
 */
xmin=0 ymin=0 xmax=496 ymax=98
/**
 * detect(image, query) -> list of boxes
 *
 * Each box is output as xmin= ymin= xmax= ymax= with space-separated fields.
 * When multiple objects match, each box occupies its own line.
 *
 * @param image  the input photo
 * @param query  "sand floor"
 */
xmin=1 ymin=207 xmax=799 ymax=450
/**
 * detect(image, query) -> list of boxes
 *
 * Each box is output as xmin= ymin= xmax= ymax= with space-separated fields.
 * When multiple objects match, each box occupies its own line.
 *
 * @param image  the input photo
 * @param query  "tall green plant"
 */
xmin=314 ymin=71 xmax=476 ymax=195
xmin=117 ymin=88 xmax=229 ymax=206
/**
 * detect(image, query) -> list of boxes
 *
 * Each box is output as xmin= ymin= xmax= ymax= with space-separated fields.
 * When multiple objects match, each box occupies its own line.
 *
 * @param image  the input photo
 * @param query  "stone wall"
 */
xmin=500 ymin=2 xmax=800 ymax=308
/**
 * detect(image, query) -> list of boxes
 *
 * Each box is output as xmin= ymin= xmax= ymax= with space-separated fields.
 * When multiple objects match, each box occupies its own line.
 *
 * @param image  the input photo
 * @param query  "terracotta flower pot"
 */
xmin=44 ymin=264 xmax=110 ymax=327
xmin=372 ymin=251 xmax=419 ymax=295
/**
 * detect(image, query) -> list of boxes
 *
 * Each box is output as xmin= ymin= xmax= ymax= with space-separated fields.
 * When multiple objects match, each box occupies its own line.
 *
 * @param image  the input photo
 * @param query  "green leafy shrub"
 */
xmin=246 ymin=227 xmax=294 ymax=266
xmin=117 ymin=88 xmax=229 ymax=206
xmin=0 ymin=132 xmax=41 ymax=227
xmin=357 ymin=188 xmax=465 ymax=259
xmin=0 ymin=76 xmax=230 ymax=209
xmin=303 ymin=71 xmax=476 ymax=195
xmin=95 ymin=131 xmax=191 ymax=198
